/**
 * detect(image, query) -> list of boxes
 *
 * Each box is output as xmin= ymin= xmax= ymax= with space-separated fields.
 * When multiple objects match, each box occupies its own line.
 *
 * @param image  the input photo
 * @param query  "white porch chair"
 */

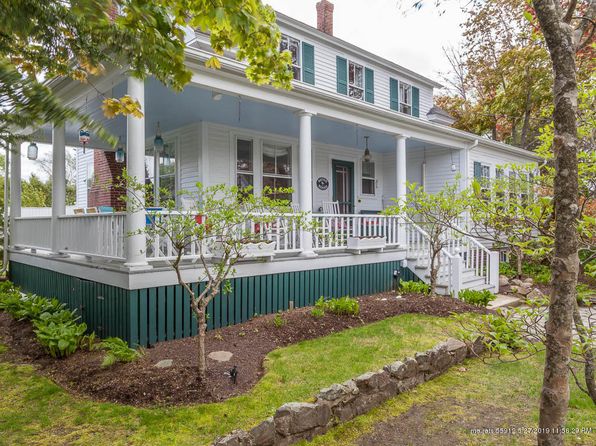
xmin=322 ymin=201 xmax=340 ymax=214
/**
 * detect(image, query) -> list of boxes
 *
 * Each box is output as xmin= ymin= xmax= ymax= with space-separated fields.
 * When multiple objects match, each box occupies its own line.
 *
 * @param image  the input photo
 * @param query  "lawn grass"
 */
xmin=303 ymin=354 xmax=595 ymax=446
xmin=0 ymin=313 xmax=456 ymax=446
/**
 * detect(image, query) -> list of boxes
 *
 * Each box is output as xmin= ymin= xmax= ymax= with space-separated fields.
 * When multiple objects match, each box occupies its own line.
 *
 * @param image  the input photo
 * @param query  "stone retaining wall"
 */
xmin=213 ymin=338 xmax=484 ymax=446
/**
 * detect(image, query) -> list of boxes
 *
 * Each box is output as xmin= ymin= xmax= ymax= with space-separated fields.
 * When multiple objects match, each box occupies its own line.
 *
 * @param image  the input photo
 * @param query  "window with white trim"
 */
xmin=280 ymin=35 xmax=301 ymax=81
xmin=399 ymin=82 xmax=412 ymax=114
xmin=144 ymin=142 xmax=177 ymax=202
xmin=236 ymin=138 xmax=254 ymax=194
xmin=361 ymin=161 xmax=376 ymax=195
xmin=262 ymin=142 xmax=292 ymax=200
xmin=348 ymin=61 xmax=364 ymax=100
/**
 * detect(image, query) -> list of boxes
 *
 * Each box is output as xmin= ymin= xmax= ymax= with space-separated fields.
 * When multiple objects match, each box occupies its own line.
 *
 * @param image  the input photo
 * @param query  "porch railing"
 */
xmin=312 ymin=214 xmax=402 ymax=250
xmin=58 ymin=213 xmax=126 ymax=259
xmin=12 ymin=216 xmax=52 ymax=251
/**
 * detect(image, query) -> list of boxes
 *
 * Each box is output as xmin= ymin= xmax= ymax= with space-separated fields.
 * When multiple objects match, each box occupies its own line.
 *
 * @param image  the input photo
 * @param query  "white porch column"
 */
xmin=125 ymin=76 xmax=148 ymax=268
xmin=395 ymin=134 xmax=408 ymax=245
xmin=9 ymin=141 xmax=21 ymax=228
xmin=297 ymin=111 xmax=316 ymax=257
xmin=50 ymin=124 xmax=66 ymax=254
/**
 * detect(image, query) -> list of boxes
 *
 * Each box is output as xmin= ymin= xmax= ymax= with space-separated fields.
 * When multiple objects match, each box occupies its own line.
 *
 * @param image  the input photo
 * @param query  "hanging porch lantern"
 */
xmin=79 ymin=128 xmax=90 ymax=154
xmin=153 ymin=122 xmax=164 ymax=152
xmin=27 ymin=142 xmax=39 ymax=160
xmin=115 ymin=136 xmax=125 ymax=163
xmin=363 ymin=136 xmax=372 ymax=163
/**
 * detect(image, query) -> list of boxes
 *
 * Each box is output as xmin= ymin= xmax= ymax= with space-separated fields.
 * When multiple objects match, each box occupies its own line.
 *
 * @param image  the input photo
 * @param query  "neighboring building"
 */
xmin=10 ymin=1 xmax=539 ymax=345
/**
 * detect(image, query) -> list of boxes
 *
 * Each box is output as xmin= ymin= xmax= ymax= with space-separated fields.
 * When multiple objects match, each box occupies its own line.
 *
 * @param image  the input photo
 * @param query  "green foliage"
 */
xmin=310 ymin=307 xmax=325 ymax=319
xmin=33 ymin=319 xmax=88 ymax=359
xmin=454 ymin=312 xmax=529 ymax=354
xmin=522 ymin=262 xmax=551 ymax=285
xmin=97 ymin=337 xmax=142 ymax=367
xmin=272 ymin=313 xmax=286 ymax=328
xmin=458 ymin=289 xmax=496 ymax=307
xmin=499 ymin=261 xmax=516 ymax=278
xmin=314 ymin=296 xmax=360 ymax=316
xmin=1 ymin=0 xmax=292 ymax=147
xmin=398 ymin=279 xmax=431 ymax=295
xmin=576 ymin=284 xmax=594 ymax=307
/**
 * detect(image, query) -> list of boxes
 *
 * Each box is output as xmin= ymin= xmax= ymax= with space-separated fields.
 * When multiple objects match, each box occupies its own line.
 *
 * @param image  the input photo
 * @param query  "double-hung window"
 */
xmin=348 ymin=61 xmax=364 ymax=100
xmin=236 ymin=138 xmax=254 ymax=194
xmin=399 ymin=82 xmax=412 ymax=115
xmin=145 ymin=142 xmax=177 ymax=203
xmin=262 ymin=142 xmax=292 ymax=201
xmin=361 ymin=161 xmax=376 ymax=195
xmin=280 ymin=35 xmax=301 ymax=81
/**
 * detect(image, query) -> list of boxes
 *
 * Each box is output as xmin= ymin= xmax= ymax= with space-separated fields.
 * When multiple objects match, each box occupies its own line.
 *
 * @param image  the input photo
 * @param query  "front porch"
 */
xmin=7 ymin=71 xmax=499 ymax=345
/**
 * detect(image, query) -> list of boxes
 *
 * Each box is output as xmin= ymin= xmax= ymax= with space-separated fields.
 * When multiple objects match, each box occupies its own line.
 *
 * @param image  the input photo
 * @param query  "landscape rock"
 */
xmin=511 ymin=279 xmax=524 ymax=287
xmin=383 ymin=360 xmax=406 ymax=379
xmin=249 ymin=417 xmax=274 ymax=446
xmin=523 ymin=277 xmax=534 ymax=286
xmin=401 ymin=357 xmax=419 ymax=378
xmin=526 ymin=289 xmax=544 ymax=301
xmin=274 ymin=402 xmax=331 ymax=437
xmin=443 ymin=338 xmax=467 ymax=364
xmin=353 ymin=370 xmax=392 ymax=392
xmin=208 ymin=351 xmax=234 ymax=362
xmin=213 ymin=429 xmax=252 ymax=446
xmin=511 ymin=285 xmax=531 ymax=296
xmin=316 ymin=381 xmax=358 ymax=408
xmin=499 ymin=275 xmax=510 ymax=287
xmin=415 ymin=351 xmax=431 ymax=372
xmin=466 ymin=336 xmax=486 ymax=358
xmin=154 ymin=359 xmax=173 ymax=368
xmin=396 ymin=374 xmax=424 ymax=392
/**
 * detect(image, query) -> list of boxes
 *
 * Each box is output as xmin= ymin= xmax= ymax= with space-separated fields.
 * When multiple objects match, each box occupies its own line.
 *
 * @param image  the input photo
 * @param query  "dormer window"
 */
xmin=399 ymin=82 xmax=412 ymax=115
xmin=280 ymin=35 xmax=301 ymax=80
xmin=348 ymin=61 xmax=364 ymax=100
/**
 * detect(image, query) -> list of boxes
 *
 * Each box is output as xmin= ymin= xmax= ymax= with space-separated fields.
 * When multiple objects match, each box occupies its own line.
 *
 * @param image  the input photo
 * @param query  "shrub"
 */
xmin=398 ymin=280 xmax=430 ymax=295
xmin=33 ymin=319 xmax=88 ymax=358
xmin=522 ymin=262 xmax=551 ymax=285
xmin=314 ymin=296 xmax=359 ymax=316
xmin=499 ymin=261 xmax=516 ymax=278
xmin=577 ymin=284 xmax=594 ymax=306
xmin=98 ymin=337 xmax=142 ymax=367
xmin=310 ymin=307 xmax=325 ymax=319
xmin=14 ymin=295 xmax=65 ymax=321
xmin=458 ymin=289 xmax=496 ymax=307
xmin=272 ymin=313 xmax=286 ymax=328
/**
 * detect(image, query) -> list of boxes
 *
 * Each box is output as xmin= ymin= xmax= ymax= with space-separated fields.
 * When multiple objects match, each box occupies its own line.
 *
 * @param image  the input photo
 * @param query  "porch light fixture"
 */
xmin=450 ymin=150 xmax=456 ymax=172
xmin=153 ymin=122 xmax=164 ymax=152
xmin=212 ymin=91 xmax=223 ymax=101
xmin=115 ymin=136 xmax=125 ymax=163
xmin=27 ymin=142 xmax=38 ymax=160
xmin=363 ymin=136 xmax=372 ymax=163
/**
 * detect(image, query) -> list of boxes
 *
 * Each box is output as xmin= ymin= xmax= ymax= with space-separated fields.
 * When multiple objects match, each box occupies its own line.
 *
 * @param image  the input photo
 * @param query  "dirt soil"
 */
xmin=0 ymin=293 xmax=487 ymax=407
xmin=356 ymin=398 xmax=523 ymax=446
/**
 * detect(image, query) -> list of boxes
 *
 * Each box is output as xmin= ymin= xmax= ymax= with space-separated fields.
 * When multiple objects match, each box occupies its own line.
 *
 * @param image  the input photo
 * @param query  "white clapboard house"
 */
xmin=8 ymin=1 xmax=539 ymax=345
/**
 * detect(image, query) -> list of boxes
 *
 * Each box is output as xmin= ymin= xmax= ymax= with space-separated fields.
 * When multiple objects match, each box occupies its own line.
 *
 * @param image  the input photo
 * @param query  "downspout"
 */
xmin=1 ymin=141 xmax=9 ymax=275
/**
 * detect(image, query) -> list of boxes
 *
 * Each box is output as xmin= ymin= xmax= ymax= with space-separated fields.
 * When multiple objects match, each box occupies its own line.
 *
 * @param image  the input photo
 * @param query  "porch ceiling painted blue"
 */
xmin=53 ymin=78 xmax=448 ymax=153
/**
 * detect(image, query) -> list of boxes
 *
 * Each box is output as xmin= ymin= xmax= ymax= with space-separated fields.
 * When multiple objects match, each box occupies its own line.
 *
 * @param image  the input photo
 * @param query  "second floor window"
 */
xmin=349 ymin=61 xmax=364 ymax=100
xmin=400 ymin=82 xmax=412 ymax=114
xmin=280 ymin=35 xmax=301 ymax=81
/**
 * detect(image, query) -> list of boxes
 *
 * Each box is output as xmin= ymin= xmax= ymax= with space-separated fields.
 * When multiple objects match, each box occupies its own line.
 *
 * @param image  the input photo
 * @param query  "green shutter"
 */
xmin=389 ymin=78 xmax=399 ymax=111
xmin=336 ymin=56 xmax=347 ymax=95
xmin=412 ymin=86 xmax=420 ymax=117
xmin=302 ymin=42 xmax=315 ymax=85
xmin=365 ymin=68 xmax=374 ymax=103
xmin=474 ymin=161 xmax=482 ymax=179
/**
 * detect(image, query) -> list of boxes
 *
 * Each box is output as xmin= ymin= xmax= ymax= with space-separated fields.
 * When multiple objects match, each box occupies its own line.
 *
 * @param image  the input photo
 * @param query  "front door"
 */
xmin=332 ymin=160 xmax=354 ymax=214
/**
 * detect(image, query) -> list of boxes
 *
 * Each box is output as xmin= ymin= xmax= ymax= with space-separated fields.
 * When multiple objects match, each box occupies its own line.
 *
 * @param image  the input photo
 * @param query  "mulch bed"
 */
xmin=0 ymin=292 xmax=487 ymax=407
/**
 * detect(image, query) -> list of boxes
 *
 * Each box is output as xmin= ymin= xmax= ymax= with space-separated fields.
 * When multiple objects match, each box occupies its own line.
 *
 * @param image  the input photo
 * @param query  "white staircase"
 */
xmin=403 ymin=220 xmax=499 ymax=296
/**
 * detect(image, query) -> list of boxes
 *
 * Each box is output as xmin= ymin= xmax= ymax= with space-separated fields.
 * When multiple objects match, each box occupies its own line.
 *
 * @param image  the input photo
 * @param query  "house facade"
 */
xmin=8 ymin=1 xmax=539 ymax=346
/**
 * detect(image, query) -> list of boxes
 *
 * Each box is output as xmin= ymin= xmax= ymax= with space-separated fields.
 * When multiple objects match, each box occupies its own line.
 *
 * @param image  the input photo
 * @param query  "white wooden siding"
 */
xmin=75 ymin=148 xmax=93 ymax=208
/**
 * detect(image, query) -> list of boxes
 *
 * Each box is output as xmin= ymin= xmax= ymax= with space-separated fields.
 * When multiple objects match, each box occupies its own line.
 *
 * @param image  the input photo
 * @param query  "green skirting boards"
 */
xmin=9 ymin=261 xmax=415 ymax=347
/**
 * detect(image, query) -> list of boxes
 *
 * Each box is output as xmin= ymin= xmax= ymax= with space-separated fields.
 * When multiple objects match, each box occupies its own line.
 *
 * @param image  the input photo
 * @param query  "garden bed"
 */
xmin=0 ymin=292 xmax=487 ymax=407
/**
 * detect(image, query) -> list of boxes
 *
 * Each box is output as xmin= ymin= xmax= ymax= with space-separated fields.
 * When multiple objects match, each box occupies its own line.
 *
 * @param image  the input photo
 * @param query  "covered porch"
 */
xmin=9 ymin=71 xmax=467 ymax=269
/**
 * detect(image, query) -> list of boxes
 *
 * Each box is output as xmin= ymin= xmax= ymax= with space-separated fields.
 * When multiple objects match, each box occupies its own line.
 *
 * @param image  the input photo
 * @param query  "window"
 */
xmin=362 ymin=161 xmax=375 ymax=195
xmin=262 ymin=142 xmax=292 ymax=201
xmin=348 ymin=61 xmax=364 ymax=100
xmin=236 ymin=138 xmax=254 ymax=194
xmin=145 ymin=142 xmax=177 ymax=203
xmin=399 ymin=82 xmax=412 ymax=114
xmin=280 ymin=35 xmax=301 ymax=81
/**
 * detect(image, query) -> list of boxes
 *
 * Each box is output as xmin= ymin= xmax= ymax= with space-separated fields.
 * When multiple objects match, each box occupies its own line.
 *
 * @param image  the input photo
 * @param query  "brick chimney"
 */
xmin=316 ymin=0 xmax=334 ymax=36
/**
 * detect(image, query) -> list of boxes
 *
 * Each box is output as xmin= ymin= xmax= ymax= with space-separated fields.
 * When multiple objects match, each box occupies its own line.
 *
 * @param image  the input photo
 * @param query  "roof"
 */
xmin=427 ymin=106 xmax=454 ymax=119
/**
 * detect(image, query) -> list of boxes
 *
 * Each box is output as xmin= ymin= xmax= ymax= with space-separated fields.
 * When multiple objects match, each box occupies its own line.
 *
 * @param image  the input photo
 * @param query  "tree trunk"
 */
xmin=197 ymin=302 xmax=207 ymax=381
xmin=429 ymin=247 xmax=441 ymax=296
xmin=532 ymin=2 xmax=580 ymax=445
xmin=573 ymin=304 xmax=596 ymax=403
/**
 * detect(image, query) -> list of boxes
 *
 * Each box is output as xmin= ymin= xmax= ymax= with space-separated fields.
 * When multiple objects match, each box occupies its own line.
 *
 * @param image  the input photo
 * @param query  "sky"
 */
xmin=20 ymin=0 xmax=466 ymax=180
